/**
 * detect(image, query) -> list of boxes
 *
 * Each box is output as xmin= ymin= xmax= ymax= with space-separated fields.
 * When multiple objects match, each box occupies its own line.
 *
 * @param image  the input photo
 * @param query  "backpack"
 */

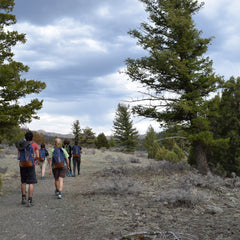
xmin=39 ymin=149 xmax=46 ymax=162
xmin=72 ymin=145 xmax=79 ymax=158
xmin=19 ymin=143 xmax=34 ymax=168
xmin=52 ymin=148 xmax=65 ymax=168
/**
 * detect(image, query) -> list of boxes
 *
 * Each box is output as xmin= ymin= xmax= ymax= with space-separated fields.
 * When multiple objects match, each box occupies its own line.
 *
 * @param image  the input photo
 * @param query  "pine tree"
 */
xmin=72 ymin=120 xmax=81 ymax=142
xmin=125 ymin=0 xmax=223 ymax=174
xmin=0 ymin=0 xmax=46 ymax=140
xmin=95 ymin=133 xmax=110 ymax=149
xmin=80 ymin=127 xmax=96 ymax=147
xmin=208 ymin=77 xmax=240 ymax=175
xmin=113 ymin=103 xmax=139 ymax=152
xmin=142 ymin=125 xmax=158 ymax=158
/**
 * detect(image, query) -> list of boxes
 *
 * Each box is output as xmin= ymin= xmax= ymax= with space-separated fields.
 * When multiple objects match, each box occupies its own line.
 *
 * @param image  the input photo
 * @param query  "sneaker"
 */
xmin=55 ymin=189 xmax=59 ymax=196
xmin=27 ymin=200 xmax=34 ymax=207
xmin=57 ymin=194 xmax=63 ymax=199
xmin=21 ymin=197 xmax=26 ymax=205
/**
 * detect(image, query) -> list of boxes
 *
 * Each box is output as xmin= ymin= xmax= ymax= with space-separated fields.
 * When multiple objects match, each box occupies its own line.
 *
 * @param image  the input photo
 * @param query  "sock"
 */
xmin=58 ymin=191 xmax=62 ymax=195
xmin=22 ymin=195 xmax=26 ymax=198
xmin=28 ymin=197 xmax=33 ymax=202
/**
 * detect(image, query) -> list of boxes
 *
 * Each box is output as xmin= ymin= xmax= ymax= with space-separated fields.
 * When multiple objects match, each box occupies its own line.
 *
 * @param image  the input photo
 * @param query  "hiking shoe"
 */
xmin=27 ymin=200 xmax=34 ymax=207
xmin=57 ymin=194 xmax=63 ymax=199
xmin=55 ymin=189 xmax=59 ymax=196
xmin=21 ymin=197 xmax=26 ymax=205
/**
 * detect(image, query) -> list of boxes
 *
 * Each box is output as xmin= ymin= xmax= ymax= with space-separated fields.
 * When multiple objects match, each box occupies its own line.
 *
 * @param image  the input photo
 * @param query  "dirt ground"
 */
xmin=0 ymin=146 xmax=240 ymax=240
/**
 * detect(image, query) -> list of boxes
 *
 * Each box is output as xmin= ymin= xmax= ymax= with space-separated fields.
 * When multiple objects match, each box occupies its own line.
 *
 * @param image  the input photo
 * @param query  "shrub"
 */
xmin=165 ymin=150 xmax=179 ymax=163
xmin=155 ymin=145 xmax=168 ymax=160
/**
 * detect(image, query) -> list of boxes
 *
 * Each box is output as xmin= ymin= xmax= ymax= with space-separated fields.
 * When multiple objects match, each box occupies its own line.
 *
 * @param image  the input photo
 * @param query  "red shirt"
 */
xmin=31 ymin=142 xmax=39 ymax=153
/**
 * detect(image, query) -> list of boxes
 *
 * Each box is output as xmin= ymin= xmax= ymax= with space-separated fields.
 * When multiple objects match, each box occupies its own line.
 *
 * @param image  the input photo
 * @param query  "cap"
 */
xmin=18 ymin=139 xmax=29 ymax=150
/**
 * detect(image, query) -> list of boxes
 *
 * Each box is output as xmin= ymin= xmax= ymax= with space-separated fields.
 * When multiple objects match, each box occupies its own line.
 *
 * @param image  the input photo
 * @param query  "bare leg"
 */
xmin=28 ymin=184 xmax=33 ymax=198
xmin=21 ymin=183 xmax=26 ymax=195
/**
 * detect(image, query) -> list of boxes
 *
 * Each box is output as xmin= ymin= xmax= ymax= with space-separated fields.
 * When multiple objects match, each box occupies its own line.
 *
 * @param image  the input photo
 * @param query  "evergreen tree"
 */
xmin=72 ymin=120 xmax=81 ymax=142
xmin=109 ymin=136 xmax=116 ymax=148
xmin=142 ymin=125 xmax=158 ymax=158
xmin=208 ymin=77 xmax=240 ymax=175
xmin=95 ymin=133 xmax=110 ymax=149
xmin=113 ymin=103 xmax=139 ymax=152
xmin=125 ymin=0 xmax=223 ymax=174
xmin=80 ymin=127 xmax=96 ymax=147
xmin=0 ymin=0 xmax=46 ymax=141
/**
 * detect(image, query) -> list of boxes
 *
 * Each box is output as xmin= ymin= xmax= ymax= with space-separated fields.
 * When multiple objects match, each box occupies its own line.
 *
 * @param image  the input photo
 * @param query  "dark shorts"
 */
xmin=20 ymin=166 xmax=37 ymax=184
xmin=52 ymin=167 xmax=67 ymax=179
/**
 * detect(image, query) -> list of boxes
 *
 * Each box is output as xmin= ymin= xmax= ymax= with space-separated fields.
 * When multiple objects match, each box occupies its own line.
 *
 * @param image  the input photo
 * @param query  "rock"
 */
xmin=205 ymin=205 xmax=223 ymax=215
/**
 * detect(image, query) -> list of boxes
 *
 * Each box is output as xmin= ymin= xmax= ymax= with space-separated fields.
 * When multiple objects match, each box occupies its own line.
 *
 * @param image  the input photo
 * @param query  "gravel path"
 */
xmin=0 ymin=172 xmax=88 ymax=240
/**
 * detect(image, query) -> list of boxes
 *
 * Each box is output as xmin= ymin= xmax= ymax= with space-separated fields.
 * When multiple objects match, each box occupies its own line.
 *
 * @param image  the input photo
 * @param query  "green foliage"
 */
xmin=165 ymin=151 xmax=179 ymax=163
xmin=142 ymin=125 xmax=158 ymax=156
xmin=95 ymin=133 xmax=110 ymax=149
xmin=113 ymin=103 xmax=139 ymax=152
xmin=155 ymin=144 xmax=167 ymax=161
xmin=72 ymin=120 xmax=81 ymax=142
xmin=207 ymin=77 xmax=240 ymax=176
xmin=125 ymin=0 xmax=224 ymax=173
xmin=108 ymin=136 xmax=116 ymax=148
xmin=172 ymin=143 xmax=186 ymax=161
xmin=0 ymin=1 xmax=46 ymax=139
xmin=80 ymin=127 xmax=96 ymax=147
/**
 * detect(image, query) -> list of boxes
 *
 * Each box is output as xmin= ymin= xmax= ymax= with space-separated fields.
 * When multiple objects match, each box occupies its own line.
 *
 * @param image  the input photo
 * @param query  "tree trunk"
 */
xmin=193 ymin=141 xmax=209 ymax=175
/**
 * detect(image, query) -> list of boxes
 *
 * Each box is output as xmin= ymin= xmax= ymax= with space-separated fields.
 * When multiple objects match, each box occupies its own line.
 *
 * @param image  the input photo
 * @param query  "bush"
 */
xmin=155 ymin=145 xmax=168 ymax=160
xmin=165 ymin=150 xmax=179 ymax=163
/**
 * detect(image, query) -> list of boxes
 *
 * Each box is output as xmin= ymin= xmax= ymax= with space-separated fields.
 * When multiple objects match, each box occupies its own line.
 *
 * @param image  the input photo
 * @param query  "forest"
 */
xmin=1 ymin=0 xmax=240 ymax=178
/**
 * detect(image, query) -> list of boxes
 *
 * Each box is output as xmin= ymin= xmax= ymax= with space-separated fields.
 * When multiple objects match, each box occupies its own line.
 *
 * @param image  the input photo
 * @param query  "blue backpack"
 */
xmin=52 ymin=148 xmax=65 ymax=168
xmin=39 ymin=149 xmax=46 ymax=162
xmin=19 ymin=143 xmax=34 ymax=167
xmin=72 ymin=145 xmax=79 ymax=157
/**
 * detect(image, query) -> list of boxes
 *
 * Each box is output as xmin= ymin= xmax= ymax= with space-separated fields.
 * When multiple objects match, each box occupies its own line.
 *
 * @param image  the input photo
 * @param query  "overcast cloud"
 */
xmin=11 ymin=0 xmax=240 ymax=135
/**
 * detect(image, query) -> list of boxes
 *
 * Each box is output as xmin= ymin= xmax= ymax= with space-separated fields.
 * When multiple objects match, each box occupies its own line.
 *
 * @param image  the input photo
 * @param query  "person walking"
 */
xmin=63 ymin=140 xmax=72 ymax=174
xmin=17 ymin=131 xmax=39 ymax=207
xmin=48 ymin=138 xmax=70 ymax=199
xmin=38 ymin=143 xmax=49 ymax=180
xmin=72 ymin=140 xmax=82 ymax=176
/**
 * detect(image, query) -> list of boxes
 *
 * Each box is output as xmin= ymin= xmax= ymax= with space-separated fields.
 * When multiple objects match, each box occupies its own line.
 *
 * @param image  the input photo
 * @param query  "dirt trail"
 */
xmin=1 ymin=149 xmax=240 ymax=240
xmin=0 ymin=168 xmax=94 ymax=240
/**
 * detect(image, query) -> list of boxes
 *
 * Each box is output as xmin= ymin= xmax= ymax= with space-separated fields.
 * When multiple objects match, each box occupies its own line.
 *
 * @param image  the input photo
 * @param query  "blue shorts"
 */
xmin=20 ymin=166 xmax=37 ymax=184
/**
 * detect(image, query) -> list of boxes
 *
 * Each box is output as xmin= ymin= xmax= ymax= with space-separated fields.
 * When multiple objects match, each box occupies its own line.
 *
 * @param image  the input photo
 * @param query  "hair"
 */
xmin=41 ymin=143 xmax=45 ymax=149
xmin=25 ymin=131 xmax=33 ymax=141
xmin=75 ymin=140 xmax=78 ymax=145
xmin=64 ymin=139 xmax=70 ymax=145
xmin=54 ymin=138 xmax=62 ymax=148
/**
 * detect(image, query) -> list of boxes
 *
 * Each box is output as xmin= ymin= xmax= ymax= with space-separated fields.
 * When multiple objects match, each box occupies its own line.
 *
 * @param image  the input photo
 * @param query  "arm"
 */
xmin=48 ymin=158 xmax=52 ymax=175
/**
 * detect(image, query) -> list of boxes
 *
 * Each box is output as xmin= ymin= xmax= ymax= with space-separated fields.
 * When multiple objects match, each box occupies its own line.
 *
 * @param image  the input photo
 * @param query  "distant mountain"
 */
xmin=37 ymin=130 xmax=74 ymax=139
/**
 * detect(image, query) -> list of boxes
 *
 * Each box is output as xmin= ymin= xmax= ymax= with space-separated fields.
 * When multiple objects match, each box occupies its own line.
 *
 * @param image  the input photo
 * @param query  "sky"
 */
xmin=11 ymin=0 xmax=240 ymax=136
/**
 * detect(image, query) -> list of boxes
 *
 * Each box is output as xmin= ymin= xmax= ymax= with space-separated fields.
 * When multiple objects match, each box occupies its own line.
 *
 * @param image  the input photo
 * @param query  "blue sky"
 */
xmin=12 ymin=0 xmax=240 ymax=136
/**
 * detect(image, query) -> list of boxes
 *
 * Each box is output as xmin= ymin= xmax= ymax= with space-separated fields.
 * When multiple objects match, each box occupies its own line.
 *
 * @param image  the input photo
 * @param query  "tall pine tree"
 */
xmin=0 ymin=0 xmax=46 ymax=140
xmin=113 ymin=103 xmax=139 ymax=152
xmin=125 ymin=0 xmax=223 ymax=174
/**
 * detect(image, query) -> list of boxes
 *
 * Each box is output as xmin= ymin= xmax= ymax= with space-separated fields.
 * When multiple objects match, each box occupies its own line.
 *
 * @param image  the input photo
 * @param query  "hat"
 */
xmin=18 ymin=139 xmax=29 ymax=150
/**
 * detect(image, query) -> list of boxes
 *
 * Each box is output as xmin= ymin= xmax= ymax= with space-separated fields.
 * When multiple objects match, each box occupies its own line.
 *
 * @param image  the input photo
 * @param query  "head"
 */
xmin=25 ymin=131 xmax=33 ymax=141
xmin=64 ymin=139 xmax=70 ymax=145
xmin=74 ymin=140 xmax=78 ymax=145
xmin=54 ymin=138 xmax=62 ymax=148
xmin=41 ymin=143 xmax=45 ymax=149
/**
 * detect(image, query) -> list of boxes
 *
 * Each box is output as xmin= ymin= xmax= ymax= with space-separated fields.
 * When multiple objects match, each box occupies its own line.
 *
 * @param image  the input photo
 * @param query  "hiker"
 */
xmin=38 ymin=143 xmax=49 ymax=180
xmin=72 ymin=140 xmax=82 ymax=176
xmin=63 ymin=139 xmax=72 ymax=173
xmin=48 ymin=138 xmax=70 ymax=199
xmin=17 ymin=131 xmax=39 ymax=207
